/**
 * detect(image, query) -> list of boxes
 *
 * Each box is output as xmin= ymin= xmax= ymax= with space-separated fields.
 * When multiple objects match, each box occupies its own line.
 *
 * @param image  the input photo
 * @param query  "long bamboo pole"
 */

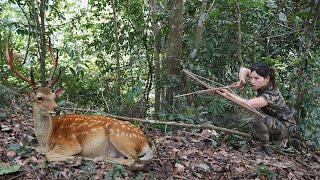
xmin=182 ymin=69 xmax=265 ymax=119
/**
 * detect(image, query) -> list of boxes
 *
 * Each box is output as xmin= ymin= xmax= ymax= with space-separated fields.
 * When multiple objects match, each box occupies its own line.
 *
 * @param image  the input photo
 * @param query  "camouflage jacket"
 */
xmin=257 ymin=84 xmax=296 ymax=124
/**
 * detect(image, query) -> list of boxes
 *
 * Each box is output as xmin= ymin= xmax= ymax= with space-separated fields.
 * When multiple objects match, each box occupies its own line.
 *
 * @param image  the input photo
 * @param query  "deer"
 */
xmin=5 ymin=42 xmax=153 ymax=169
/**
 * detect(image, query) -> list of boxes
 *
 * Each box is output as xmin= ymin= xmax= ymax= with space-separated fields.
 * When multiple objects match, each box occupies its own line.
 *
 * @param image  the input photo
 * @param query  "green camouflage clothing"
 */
xmin=251 ymin=84 xmax=296 ymax=144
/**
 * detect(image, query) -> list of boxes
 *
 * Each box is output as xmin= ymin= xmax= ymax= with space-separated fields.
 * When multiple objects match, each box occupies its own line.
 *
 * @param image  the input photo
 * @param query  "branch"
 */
xmin=58 ymin=107 xmax=251 ymax=138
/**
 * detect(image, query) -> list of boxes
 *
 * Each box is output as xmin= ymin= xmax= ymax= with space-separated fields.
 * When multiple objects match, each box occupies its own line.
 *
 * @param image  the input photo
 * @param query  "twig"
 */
xmin=58 ymin=107 xmax=251 ymax=138
xmin=255 ymin=29 xmax=303 ymax=40
xmin=173 ymin=175 xmax=188 ymax=179
xmin=8 ymin=170 xmax=32 ymax=180
xmin=183 ymin=131 xmax=217 ymax=143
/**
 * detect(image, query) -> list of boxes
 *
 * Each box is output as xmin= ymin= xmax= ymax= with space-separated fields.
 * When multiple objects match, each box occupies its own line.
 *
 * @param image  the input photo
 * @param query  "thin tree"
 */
xmin=110 ymin=0 xmax=122 ymax=103
xmin=295 ymin=1 xmax=320 ymax=123
xmin=165 ymin=0 xmax=183 ymax=105
xmin=150 ymin=0 xmax=161 ymax=116
xmin=29 ymin=0 xmax=47 ymax=86
xmin=236 ymin=1 xmax=243 ymax=66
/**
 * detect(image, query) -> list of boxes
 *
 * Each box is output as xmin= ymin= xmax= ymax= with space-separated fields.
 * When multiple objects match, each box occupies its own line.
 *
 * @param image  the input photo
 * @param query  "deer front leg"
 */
xmin=46 ymin=142 xmax=82 ymax=162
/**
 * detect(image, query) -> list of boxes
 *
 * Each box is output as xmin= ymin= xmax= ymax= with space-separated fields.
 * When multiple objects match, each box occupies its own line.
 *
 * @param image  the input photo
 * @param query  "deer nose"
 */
xmin=54 ymin=107 xmax=61 ymax=115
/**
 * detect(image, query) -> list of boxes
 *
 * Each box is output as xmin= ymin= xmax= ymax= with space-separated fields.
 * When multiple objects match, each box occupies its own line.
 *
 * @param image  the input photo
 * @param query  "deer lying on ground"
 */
xmin=5 ymin=43 xmax=153 ymax=169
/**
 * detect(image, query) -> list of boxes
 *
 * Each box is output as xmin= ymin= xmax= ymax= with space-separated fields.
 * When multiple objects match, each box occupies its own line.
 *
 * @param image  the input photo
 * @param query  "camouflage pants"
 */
xmin=251 ymin=113 xmax=296 ymax=145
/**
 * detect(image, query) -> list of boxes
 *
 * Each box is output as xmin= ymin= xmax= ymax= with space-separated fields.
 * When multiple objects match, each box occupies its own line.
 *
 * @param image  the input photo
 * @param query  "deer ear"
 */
xmin=54 ymin=88 xmax=65 ymax=98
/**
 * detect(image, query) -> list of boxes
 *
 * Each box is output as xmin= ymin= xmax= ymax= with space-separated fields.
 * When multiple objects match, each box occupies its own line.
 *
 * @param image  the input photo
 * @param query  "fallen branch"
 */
xmin=58 ymin=107 xmax=251 ymax=138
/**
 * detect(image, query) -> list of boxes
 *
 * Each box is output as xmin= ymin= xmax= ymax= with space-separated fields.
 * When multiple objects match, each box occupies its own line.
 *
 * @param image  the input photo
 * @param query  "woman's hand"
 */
xmin=238 ymin=67 xmax=251 ymax=89
xmin=206 ymin=89 xmax=216 ymax=96
xmin=218 ymin=88 xmax=230 ymax=95
xmin=236 ymin=80 xmax=246 ymax=89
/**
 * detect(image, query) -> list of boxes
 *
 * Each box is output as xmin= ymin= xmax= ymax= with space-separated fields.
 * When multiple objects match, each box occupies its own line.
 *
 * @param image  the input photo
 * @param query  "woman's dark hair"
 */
xmin=250 ymin=62 xmax=277 ymax=89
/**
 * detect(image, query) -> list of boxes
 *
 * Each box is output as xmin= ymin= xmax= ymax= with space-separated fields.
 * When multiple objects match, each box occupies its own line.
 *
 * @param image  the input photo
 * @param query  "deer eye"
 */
xmin=37 ymin=97 xmax=44 ymax=100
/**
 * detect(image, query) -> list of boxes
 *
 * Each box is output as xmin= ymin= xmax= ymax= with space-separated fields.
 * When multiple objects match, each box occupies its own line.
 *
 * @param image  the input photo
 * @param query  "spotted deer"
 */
xmin=5 ymin=42 xmax=153 ymax=168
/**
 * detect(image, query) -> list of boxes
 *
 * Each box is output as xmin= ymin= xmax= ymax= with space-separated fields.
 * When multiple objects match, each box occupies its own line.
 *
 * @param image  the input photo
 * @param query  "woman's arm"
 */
xmin=219 ymin=89 xmax=268 ymax=109
xmin=238 ymin=67 xmax=251 ymax=86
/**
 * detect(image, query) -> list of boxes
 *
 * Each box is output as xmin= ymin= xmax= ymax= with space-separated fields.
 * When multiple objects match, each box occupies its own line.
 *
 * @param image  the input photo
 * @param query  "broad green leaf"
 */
xmin=0 ymin=163 xmax=21 ymax=175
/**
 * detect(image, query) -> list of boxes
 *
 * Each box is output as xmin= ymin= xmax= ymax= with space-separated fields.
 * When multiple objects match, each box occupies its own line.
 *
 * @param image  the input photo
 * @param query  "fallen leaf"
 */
xmin=273 ymin=161 xmax=294 ymax=169
xmin=7 ymin=151 xmax=16 ymax=158
xmin=197 ymin=163 xmax=211 ymax=172
xmin=175 ymin=163 xmax=185 ymax=174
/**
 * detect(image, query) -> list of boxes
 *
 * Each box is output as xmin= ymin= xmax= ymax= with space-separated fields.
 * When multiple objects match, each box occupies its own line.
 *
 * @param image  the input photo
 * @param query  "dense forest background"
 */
xmin=0 ymin=0 xmax=319 ymax=178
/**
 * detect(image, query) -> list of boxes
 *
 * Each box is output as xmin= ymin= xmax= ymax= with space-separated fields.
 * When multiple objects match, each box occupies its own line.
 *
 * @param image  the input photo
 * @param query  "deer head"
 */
xmin=5 ymin=40 xmax=153 ymax=169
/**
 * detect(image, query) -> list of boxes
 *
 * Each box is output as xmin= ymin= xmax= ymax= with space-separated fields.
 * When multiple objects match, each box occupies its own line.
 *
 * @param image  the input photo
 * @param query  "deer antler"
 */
xmin=5 ymin=42 xmax=36 ymax=88
xmin=47 ymin=38 xmax=59 ymax=87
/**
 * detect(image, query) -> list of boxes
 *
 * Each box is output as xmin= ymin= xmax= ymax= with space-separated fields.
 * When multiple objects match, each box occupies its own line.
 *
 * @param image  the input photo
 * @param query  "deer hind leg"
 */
xmin=106 ymin=134 xmax=145 ymax=168
xmin=46 ymin=141 xmax=82 ymax=162
xmin=86 ymin=156 xmax=136 ymax=167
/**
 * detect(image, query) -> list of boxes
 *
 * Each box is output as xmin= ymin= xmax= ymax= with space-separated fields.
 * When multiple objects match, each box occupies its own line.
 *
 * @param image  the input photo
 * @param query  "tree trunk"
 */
xmin=236 ymin=1 xmax=243 ymax=66
xmin=184 ymin=0 xmax=213 ymax=104
xmin=29 ymin=0 xmax=47 ymax=86
xmin=150 ymin=0 xmax=161 ymax=116
xmin=165 ymin=0 xmax=183 ymax=106
xmin=141 ymin=32 xmax=153 ymax=118
xmin=110 ymin=0 xmax=121 ymax=103
xmin=295 ymin=1 xmax=320 ymax=123
xmin=188 ymin=0 xmax=210 ymax=62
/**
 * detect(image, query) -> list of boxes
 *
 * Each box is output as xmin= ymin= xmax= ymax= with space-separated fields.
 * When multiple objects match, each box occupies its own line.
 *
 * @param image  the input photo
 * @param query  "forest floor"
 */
xmin=0 ymin=94 xmax=320 ymax=179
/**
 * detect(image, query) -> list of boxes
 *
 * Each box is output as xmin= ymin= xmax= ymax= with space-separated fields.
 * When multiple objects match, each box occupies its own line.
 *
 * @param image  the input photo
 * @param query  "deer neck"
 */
xmin=33 ymin=103 xmax=53 ymax=153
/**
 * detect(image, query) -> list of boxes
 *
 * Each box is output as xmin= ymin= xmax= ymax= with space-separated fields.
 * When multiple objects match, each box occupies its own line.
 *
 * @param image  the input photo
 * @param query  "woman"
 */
xmin=219 ymin=62 xmax=296 ymax=152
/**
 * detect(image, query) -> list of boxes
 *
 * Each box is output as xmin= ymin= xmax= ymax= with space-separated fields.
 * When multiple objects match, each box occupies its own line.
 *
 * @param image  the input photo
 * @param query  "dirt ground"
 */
xmin=0 ymin=96 xmax=319 ymax=179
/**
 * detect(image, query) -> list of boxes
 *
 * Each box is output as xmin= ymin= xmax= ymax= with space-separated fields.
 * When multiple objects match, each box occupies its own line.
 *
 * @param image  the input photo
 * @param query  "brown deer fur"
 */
xmin=33 ymin=87 xmax=153 ymax=167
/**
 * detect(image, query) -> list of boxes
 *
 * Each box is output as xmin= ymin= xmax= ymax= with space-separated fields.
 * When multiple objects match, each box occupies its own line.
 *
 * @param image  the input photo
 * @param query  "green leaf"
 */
xmin=278 ymin=12 xmax=287 ymax=22
xmin=168 ymin=114 xmax=175 ymax=121
xmin=0 ymin=163 xmax=21 ymax=175
xmin=0 ymin=112 xmax=7 ymax=120
xmin=8 ymin=144 xmax=32 ymax=156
